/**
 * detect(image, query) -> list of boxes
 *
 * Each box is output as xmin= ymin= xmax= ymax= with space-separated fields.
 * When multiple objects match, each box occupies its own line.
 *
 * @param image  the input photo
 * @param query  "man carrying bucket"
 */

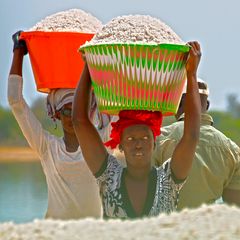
xmin=7 ymin=31 xmax=111 ymax=219
xmin=152 ymin=79 xmax=240 ymax=209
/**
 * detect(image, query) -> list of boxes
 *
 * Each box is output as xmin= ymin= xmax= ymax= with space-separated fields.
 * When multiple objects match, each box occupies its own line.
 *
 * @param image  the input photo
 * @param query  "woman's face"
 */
xmin=58 ymin=103 xmax=75 ymax=134
xmin=120 ymin=124 xmax=154 ymax=169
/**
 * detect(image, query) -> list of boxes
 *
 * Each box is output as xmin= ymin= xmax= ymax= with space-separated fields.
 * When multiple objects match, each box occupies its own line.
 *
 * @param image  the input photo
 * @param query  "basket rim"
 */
xmin=80 ymin=42 xmax=190 ymax=53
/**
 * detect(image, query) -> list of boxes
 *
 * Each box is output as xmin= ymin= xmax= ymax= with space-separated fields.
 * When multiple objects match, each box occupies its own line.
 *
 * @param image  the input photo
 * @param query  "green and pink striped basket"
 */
xmin=80 ymin=43 xmax=190 ymax=115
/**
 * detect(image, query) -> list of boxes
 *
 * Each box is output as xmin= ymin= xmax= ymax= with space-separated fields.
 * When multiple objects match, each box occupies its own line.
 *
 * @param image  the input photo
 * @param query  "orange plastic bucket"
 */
xmin=20 ymin=31 xmax=94 ymax=93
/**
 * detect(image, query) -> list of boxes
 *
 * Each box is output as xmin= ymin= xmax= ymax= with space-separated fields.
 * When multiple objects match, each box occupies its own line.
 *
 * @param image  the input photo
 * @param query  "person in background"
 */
xmin=152 ymin=78 xmax=240 ymax=210
xmin=7 ymin=30 xmax=111 ymax=219
xmin=72 ymin=41 xmax=201 ymax=219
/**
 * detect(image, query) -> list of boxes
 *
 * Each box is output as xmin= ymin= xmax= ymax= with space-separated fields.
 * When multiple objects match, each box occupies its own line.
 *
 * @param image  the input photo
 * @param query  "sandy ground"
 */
xmin=0 ymin=204 xmax=240 ymax=240
xmin=0 ymin=147 xmax=39 ymax=162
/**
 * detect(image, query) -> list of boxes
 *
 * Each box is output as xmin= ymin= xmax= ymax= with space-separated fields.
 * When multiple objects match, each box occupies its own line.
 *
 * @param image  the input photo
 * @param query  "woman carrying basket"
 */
xmin=72 ymin=41 xmax=201 ymax=219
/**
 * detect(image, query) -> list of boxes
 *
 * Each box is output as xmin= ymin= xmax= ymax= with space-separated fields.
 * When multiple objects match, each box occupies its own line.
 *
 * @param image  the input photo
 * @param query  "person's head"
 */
xmin=175 ymin=78 xmax=210 ymax=120
xmin=47 ymin=88 xmax=98 ymax=134
xmin=120 ymin=124 xmax=155 ymax=168
xmin=47 ymin=88 xmax=75 ymax=133
xmin=105 ymin=110 xmax=163 ymax=168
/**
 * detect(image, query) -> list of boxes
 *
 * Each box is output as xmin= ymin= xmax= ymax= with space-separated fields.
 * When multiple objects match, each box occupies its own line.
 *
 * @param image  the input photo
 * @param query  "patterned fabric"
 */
xmin=96 ymin=155 xmax=184 ymax=219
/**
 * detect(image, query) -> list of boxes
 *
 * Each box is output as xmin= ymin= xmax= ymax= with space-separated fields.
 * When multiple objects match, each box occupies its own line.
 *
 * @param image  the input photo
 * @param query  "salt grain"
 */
xmin=29 ymin=9 xmax=102 ymax=33
xmin=85 ymin=15 xmax=184 ymax=46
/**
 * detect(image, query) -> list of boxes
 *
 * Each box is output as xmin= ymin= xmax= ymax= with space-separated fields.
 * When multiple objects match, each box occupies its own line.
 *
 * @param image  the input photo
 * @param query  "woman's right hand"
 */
xmin=10 ymin=31 xmax=27 ymax=76
xmin=12 ymin=30 xmax=28 ymax=55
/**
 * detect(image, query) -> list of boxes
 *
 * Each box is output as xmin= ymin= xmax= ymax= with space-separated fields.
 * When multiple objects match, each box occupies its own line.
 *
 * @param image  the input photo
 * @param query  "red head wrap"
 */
xmin=104 ymin=110 xmax=163 ymax=149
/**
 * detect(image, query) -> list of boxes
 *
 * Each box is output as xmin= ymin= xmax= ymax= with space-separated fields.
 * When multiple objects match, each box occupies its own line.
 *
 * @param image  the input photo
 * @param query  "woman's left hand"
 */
xmin=186 ymin=41 xmax=201 ymax=75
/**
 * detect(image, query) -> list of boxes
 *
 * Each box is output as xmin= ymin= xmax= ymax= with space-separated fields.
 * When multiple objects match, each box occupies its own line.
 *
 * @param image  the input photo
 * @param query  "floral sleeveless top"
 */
xmin=96 ymin=155 xmax=185 ymax=219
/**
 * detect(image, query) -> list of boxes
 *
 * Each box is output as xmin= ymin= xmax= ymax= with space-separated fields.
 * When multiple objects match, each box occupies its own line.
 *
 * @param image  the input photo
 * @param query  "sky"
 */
xmin=1 ymin=0 xmax=240 ymax=111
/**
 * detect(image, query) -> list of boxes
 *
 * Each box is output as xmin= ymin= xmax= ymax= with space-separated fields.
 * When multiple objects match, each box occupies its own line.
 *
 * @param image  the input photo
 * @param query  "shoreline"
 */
xmin=0 ymin=147 xmax=39 ymax=162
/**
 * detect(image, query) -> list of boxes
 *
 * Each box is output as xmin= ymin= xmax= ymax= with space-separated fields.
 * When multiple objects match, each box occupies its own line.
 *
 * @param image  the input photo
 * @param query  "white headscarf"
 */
xmin=46 ymin=88 xmax=103 ymax=124
xmin=47 ymin=88 xmax=75 ymax=120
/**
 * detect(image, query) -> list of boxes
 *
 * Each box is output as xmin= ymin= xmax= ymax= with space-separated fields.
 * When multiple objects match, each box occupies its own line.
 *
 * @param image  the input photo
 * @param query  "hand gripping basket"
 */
xmin=20 ymin=31 xmax=94 ymax=93
xmin=80 ymin=43 xmax=190 ymax=115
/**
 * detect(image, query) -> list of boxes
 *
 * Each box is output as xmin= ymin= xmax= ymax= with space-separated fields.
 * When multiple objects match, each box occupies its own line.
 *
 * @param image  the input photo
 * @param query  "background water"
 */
xmin=0 ymin=160 xmax=224 ymax=224
xmin=0 ymin=161 xmax=47 ymax=223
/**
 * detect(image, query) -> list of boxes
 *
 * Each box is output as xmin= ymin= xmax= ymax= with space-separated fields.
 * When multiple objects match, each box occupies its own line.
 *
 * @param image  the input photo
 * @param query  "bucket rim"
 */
xmin=20 ymin=31 xmax=95 ymax=40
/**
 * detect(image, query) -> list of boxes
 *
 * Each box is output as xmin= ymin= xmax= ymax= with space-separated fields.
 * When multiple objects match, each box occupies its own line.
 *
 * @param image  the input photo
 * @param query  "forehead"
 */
xmin=122 ymin=124 xmax=152 ymax=137
xmin=62 ymin=102 xmax=72 ymax=109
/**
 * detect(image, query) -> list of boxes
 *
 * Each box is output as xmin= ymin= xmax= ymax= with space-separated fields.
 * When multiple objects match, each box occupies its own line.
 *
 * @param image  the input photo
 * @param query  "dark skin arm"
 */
xmin=222 ymin=149 xmax=240 ymax=206
xmin=72 ymin=63 xmax=108 ymax=175
xmin=9 ymin=48 xmax=25 ymax=76
xmin=223 ymin=189 xmax=240 ymax=207
xmin=10 ymin=31 xmax=27 ymax=75
xmin=170 ymin=41 xmax=201 ymax=180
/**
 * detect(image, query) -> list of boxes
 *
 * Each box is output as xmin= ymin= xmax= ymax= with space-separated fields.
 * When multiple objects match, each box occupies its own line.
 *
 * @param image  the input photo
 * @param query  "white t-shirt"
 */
xmin=8 ymin=74 xmax=111 ymax=219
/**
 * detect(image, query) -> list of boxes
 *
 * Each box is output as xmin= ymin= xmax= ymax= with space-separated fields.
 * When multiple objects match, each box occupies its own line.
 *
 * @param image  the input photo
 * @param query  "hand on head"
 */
xmin=186 ymin=41 xmax=201 ymax=75
xmin=12 ymin=30 xmax=28 ymax=55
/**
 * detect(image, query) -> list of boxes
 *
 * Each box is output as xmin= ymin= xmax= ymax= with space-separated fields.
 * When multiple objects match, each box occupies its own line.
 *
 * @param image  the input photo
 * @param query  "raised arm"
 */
xmin=72 ymin=63 xmax=108 ymax=175
xmin=170 ymin=41 xmax=201 ymax=180
xmin=8 ymin=31 xmax=48 ymax=156
xmin=9 ymin=30 xmax=26 ymax=76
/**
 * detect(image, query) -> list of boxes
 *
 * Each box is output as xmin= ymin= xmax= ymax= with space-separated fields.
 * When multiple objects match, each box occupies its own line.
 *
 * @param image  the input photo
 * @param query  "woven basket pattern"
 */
xmin=81 ymin=43 xmax=190 ymax=115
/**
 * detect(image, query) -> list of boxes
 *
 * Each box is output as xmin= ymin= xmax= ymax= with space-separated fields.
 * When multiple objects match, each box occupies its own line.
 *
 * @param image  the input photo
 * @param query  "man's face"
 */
xmin=175 ymin=94 xmax=186 ymax=120
xmin=120 ymin=124 xmax=154 ymax=169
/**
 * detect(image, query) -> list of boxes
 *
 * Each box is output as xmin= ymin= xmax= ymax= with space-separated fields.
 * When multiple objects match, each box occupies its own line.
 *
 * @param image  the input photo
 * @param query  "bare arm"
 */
xmin=10 ymin=30 xmax=27 ymax=76
xmin=10 ymin=48 xmax=24 ymax=76
xmin=222 ymin=148 xmax=240 ymax=206
xmin=72 ymin=63 xmax=108 ymax=175
xmin=170 ymin=41 xmax=201 ymax=180
xmin=222 ymin=189 xmax=240 ymax=207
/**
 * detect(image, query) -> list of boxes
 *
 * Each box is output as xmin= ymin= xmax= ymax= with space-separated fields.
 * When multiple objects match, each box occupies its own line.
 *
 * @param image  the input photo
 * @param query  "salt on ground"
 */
xmin=29 ymin=9 xmax=102 ymax=33
xmin=1 ymin=204 xmax=240 ymax=240
xmin=84 ymin=15 xmax=184 ymax=46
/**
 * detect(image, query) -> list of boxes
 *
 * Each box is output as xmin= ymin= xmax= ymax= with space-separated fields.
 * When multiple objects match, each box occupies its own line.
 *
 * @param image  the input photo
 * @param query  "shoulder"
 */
xmin=156 ymin=159 xmax=171 ymax=175
xmin=107 ymin=154 xmax=123 ymax=169
xmin=96 ymin=154 xmax=123 ymax=179
xmin=199 ymin=125 xmax=238 ymax=149
xmin=158 ymin=121 xmax=184 ymax=141
xmin=156 ymin=158 xmax=186 ymax=187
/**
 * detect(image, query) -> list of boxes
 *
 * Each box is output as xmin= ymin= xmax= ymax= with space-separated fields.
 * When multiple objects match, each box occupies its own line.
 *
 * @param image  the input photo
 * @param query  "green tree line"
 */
xmin=0 ymin=97 xmax=239 ymax=146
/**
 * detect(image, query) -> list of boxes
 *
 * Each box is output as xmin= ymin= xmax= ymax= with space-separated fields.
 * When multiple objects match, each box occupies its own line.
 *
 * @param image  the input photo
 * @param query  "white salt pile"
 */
xmin=29 ymin=9 xmax=102 ymax=33
xmin=85 ymin=15 xmax=184 ymax=46
xmin=1 ymin=204 xmax=240 ymax=239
